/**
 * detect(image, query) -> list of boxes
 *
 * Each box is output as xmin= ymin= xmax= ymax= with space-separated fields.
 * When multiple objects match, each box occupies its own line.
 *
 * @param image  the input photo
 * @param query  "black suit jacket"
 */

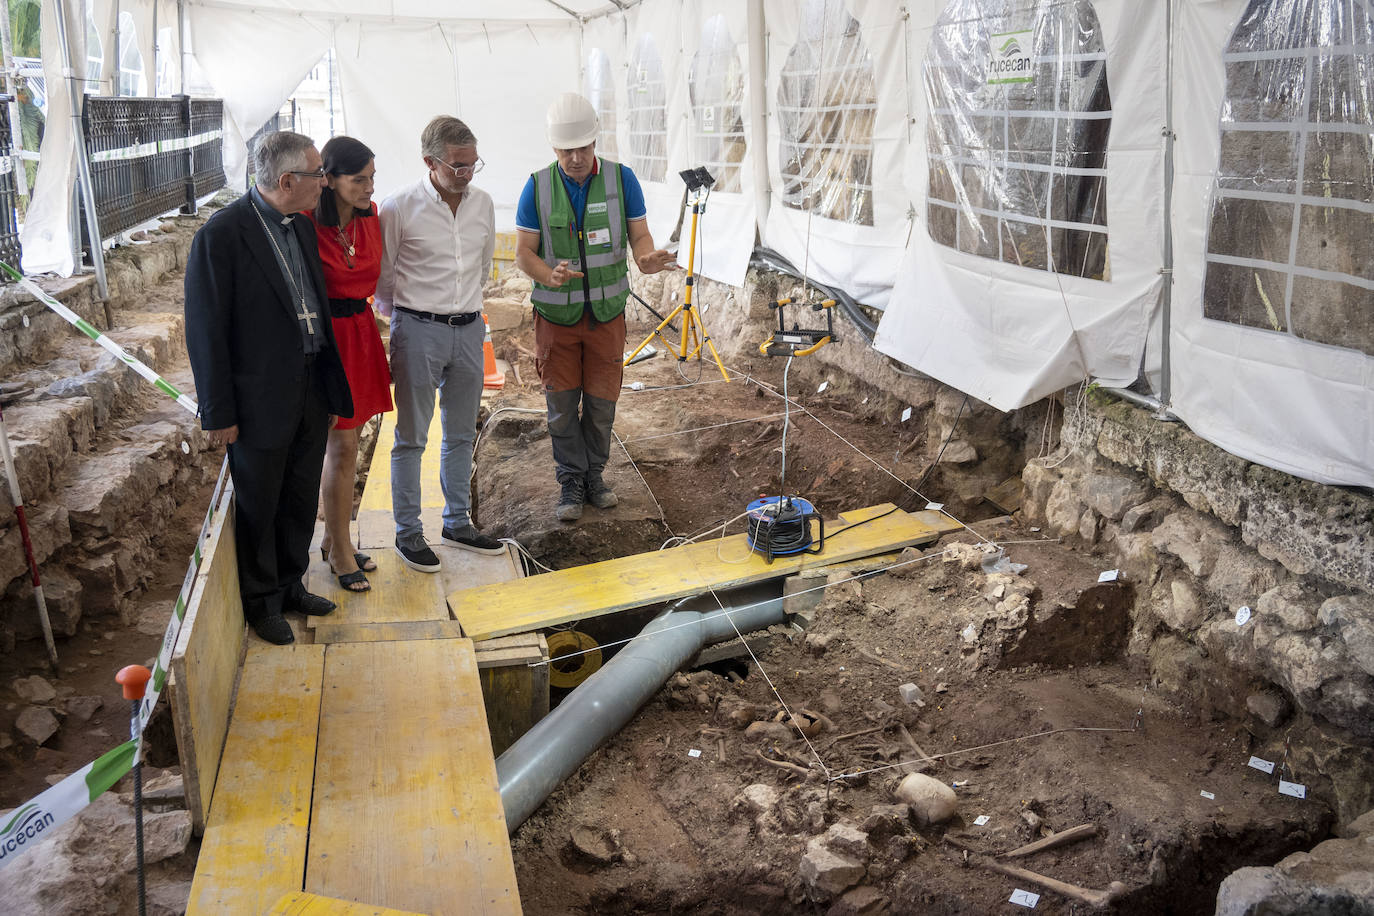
xmin=184 ymin=192 xmax=354 ymax=449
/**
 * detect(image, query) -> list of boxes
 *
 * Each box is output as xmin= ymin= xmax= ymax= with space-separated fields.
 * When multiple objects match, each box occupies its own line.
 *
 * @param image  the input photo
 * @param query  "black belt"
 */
xmin=396 ymin=306 xmax=479 ymax=326
xmin=328 ymin=297 xmax=370 ymax=318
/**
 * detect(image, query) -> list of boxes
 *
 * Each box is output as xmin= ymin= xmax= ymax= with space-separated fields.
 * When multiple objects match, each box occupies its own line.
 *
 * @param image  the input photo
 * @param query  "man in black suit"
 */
xmin=184 ymin=131 xmax=354 ymax=645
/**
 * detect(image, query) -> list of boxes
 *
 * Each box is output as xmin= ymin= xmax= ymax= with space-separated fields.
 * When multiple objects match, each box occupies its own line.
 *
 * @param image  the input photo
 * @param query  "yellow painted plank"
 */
xmin=187 ymin=644 xmax=326 ymax=915
xmin=269 ymin=891 xmax=430 ymax=915
xmin=358 ymin=404 xmax=445 ymax=513
xmin=305 ymin=549 xmax=447 ymax=627
xmin=307 ymin=640 xmax=521 ymax=915
xmin=170 ymin=493 xmax=244 ymax=834
xmin=312 ymin=620 xmax=467 ymax=644
xmin=451 ymin=505 xmax=961 ymax=641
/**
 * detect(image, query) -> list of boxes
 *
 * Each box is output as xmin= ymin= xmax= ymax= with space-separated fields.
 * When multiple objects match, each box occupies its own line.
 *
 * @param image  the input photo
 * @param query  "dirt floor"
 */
xmin=1 ymin=273 xmax=1337 ymax=914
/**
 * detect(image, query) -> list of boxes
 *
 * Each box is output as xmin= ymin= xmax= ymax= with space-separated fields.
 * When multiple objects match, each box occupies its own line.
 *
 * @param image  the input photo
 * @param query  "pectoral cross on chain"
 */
xmin=296 ymin=299 xmax=319 ymax=336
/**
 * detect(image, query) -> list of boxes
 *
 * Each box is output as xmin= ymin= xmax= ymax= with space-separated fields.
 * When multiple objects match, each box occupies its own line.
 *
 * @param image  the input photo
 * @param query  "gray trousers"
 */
xmin=389 ymin=309 xmax=484 ymax=537
xmin=546 ymin=389 xmax=616 ymax=485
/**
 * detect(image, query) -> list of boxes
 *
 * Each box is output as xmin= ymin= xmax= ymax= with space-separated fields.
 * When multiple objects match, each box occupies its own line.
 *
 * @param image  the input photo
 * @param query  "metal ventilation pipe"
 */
xmin=497 ymin=583 xmax=787 ymax=832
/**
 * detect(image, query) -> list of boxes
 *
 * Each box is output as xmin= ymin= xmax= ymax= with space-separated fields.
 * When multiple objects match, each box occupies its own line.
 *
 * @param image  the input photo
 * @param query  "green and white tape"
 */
xmin=87 ymin=129 xmax=224 ymax=163
xmin=0 ymin=263 xmax=199 ymax=417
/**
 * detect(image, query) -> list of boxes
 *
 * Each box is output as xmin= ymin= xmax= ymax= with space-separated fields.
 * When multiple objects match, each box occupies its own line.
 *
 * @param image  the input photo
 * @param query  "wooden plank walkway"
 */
xmin=306 ymin=640 xmax=520 ymax=915
xmin=450 ymin=504 xmax=961 ymax=641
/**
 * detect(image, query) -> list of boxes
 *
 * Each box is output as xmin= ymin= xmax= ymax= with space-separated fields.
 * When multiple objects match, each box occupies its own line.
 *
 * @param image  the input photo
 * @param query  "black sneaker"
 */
xmin=556 ymin=479 xmax=584 ymax=522
xmin=441 ymin=524 xmax=506 ymax=556
xmin=395 ymin=533 xmax=441 ymax=573
xmin=249 ymin=613 xmax=295 ymax=645
xmin=585 ymin=474 xmax=618 ymax=509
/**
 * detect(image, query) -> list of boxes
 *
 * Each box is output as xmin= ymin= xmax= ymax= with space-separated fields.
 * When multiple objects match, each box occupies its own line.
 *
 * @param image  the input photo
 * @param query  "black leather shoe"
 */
xmin=249 ymin=613 xmax=295 ymax=645
xmin=286 ymin=591 xmax=337 ymax=617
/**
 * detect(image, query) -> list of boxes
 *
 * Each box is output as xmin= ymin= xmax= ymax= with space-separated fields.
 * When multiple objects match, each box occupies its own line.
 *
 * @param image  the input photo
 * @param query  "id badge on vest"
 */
xmin=586 ymin=227 xmax=611 ymax=248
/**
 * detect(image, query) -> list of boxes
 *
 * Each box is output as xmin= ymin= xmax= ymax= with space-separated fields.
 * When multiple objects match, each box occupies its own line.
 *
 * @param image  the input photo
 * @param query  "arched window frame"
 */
xmin=626 ymin=34 xmax=667 ymax=182
xmin=1202 ymin=0 xmax=1374 ymax=357
xmin=117 ymin=11 xmax=147 ymax=97
xmin=688 ymin=15 xmax=746 ymax=193
xmin=585 ymin=48 xmax=619 ymax=160
xmin=777 ymin=0 xmax=877 ymax=225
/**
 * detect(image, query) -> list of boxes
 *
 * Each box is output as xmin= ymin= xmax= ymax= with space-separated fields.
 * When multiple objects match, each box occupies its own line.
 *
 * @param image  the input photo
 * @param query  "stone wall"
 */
xmin=1022 ymin=391 xmax=1374 ymax=824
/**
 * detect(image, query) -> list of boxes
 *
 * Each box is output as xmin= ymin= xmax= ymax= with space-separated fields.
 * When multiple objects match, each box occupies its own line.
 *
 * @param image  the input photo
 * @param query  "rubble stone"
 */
xmin=1153 ymin=510 xmax=1233 ymax=577
xmin=12 ymin=675 xmax=56 ymax=703
xmin=893 ymin=773 xmax=958 ymax=826
xmin=1246 ymin=691 xmax=1292 ymax=728
xmin=1207 ymin=546 xmax=1285 ymax=607
xmin=800 ymin=837 xmax=866 ymax=900
xmin=1162 ymin=578 xmax=1206 ymax=632
xmin=63 ymin=696 xmax=103 ymax=723
xmin=1085 ymin=470 xmax=1151 ymax=520
xmin=1318 ymin=595 xmax=1374 ymax=678
xmin=15 ymin=706 xmax=59 ymax=745
xmin=1215 ymin=813 xmax=1374 ymax=915
xmin=8 ymin=570 xmax=83 ymax=639
xmin=827 ymin=885 xmax=890 ymax=916
xmin=821 ymin=822 xmax=871 ymax=861
xmin=1120 ymin=496 xmax=1171 ymax=534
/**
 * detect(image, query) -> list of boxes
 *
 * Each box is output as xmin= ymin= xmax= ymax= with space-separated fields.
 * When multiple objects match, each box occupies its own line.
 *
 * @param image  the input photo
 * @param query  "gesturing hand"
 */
xmin=636 ymin=249 xmax=679 ymax=275
xmin=548 ymin=260 xmax=586 ymax=286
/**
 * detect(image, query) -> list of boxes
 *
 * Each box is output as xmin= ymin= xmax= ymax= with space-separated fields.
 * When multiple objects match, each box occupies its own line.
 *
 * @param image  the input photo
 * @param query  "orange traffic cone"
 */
xmin=482 ymin=314 xmax=505 ymax=391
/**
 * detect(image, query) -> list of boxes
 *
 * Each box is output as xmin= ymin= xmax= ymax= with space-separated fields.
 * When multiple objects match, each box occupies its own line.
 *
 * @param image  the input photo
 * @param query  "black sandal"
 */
xmin=321 ymin=547 xmax=378 ymax=572
xmin=336 ymin=568 xmax=371 ymax=592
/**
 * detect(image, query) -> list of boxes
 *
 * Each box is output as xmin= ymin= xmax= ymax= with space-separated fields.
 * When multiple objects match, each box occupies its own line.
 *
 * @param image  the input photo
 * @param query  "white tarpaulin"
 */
xmin=1170 ymin=0 xmax=1374 ymax=488
xmin=762 ymin=0 xmax=911 ymax=308
xmin=333 ymin=18 xmax=580 ymax=226
xmin=874 ymin=0 xmax=1166 ymax=411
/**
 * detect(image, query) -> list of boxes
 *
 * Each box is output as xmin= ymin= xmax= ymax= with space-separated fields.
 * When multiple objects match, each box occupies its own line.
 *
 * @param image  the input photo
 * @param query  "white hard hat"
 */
xmin=547 ymin=93 xmax=599 ymax=149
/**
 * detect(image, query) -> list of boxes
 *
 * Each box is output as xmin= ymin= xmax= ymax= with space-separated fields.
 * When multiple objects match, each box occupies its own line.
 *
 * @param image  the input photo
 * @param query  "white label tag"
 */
xmin=926 ymin=502 xmax=944 ymax=512
xmin=1009 ymin=889 xmax=1040 ymax=908
xmin=1248 ymin=756 xmax=1275 ymax=774
xmin=586 ymin=201 xmax=608 ymax=215
xmin=586 ymin=227 xmax=610 ymax=246
xmin=817 ymin=381 xmax=829 ymax=393
xmin=1235 ymin=605 xmax=1252 ymax=626
xmin=973 ymin=815 xmax=990 ymax=826
xmin=1098 ymin=569 xmax=1119 ymax=583
xmin=901 ymin=407 xmax=913 ymax=422
xmin=702 ymin=106 xmax=716 ymax=133
xmin=1200 ymin=790 xmax=1216 ymax=800
xmin=687 ymin=748 xmax=702 ymax=758
xmin=1278 ymin=780 xmax=1306 ymax=799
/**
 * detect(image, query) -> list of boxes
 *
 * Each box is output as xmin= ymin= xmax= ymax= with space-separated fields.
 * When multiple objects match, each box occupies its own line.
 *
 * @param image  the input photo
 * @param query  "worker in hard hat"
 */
xmin=515 ymin=92 xmax=677 ymax=522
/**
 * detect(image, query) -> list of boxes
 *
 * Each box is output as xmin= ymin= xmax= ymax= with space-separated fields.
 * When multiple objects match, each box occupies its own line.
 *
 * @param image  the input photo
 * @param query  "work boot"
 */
xmin=585 ymin=473 xmax=617 ymax=509
xmin=556 ymin=478 xmax=584 ymax=522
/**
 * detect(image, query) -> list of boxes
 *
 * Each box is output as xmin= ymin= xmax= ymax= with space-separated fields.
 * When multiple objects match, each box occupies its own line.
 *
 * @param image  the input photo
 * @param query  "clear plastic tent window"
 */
xmin=778 ymin=0 xmax=877 ymax=225
xmin=924 ymin=0 xmax=1112 ymax=279
xmin=627 ymin=34 xmax=668 ymax=182
xmin=1203 ymin=0 xmax=1374 ymax=357
xmin=689 ymin=15 xmax=746 ymax=193
xmin=586 ymin=47 xmax=619 ymax=160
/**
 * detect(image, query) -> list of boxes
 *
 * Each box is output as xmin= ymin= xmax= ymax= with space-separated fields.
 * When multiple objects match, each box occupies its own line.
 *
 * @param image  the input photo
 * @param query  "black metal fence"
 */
xmin=79 ymin=95 xmax=226 ymax=245
xmin=0 ymin=99 xmax=22 ymax=273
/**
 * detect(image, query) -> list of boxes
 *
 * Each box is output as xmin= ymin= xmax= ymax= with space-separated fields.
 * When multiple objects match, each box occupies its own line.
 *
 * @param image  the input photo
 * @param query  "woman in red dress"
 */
xmin=308 ymin=136 xmax=392 ymax=591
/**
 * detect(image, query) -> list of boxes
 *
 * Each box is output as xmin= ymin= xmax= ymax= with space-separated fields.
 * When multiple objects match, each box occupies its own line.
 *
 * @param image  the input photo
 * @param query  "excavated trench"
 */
xmin=471 ymin=319 xmax=1335 ymax=915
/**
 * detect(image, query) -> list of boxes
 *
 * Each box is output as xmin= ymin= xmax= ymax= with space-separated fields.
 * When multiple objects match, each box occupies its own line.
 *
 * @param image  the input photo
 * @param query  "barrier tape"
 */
xmin=87 ymin=129 xmax=224 ymax=164
xmin=0 ymin=268 xmax=227 ymax=869
xmin=0 ymin=263 xmax=201 ymax=417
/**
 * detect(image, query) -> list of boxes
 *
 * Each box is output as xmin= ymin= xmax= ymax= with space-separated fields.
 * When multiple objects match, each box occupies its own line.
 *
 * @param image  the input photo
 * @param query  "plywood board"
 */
xmin=475 ymin=633 xmax=549 ymax=757
xmin=269 ymin=892 xmax=429 ymax=915
xmin=307 ymin=640 xmax=521 ymax=915
xmin=352 ymin=511 xmax=522 ymax=593
xmin=187 ymin=644 xmax=326 ymax=915
xmin=170 ymin=496 xmax=244 ymax=834
xmin=451 ymin=505 xmax=961 ymax=641
xmin=312 ymin=620 xmax=467 ymax=644
xmin=304 ymin=549 xmax=447 ymax=627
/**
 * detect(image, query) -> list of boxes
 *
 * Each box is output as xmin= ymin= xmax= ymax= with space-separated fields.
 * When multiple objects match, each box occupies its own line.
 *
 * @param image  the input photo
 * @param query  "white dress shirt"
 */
xmin=375 ymin=176 xmax=495 ymax=316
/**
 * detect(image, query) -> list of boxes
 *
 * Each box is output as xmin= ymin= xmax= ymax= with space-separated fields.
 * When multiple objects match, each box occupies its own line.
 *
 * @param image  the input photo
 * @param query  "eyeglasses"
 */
xmin=289 ymin=168 xmax=326 ymax=180
xmin=435 ymin=158 xmax=484 ymax=178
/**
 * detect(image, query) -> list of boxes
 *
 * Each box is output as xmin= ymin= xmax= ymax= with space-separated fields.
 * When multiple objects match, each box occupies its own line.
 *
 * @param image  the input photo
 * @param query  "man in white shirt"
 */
xmin=375 ymin=116 xmax=502 ymax=572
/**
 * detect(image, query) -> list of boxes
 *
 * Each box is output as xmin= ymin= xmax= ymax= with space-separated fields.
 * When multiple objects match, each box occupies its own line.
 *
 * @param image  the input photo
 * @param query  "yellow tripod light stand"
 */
xmin=623 ymin=167 xmax=731 ymax=382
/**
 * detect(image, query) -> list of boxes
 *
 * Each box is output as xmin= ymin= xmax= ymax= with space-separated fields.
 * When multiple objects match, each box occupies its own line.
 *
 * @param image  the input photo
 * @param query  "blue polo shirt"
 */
xmin=516 ymin=160 xmax=647 ymax=234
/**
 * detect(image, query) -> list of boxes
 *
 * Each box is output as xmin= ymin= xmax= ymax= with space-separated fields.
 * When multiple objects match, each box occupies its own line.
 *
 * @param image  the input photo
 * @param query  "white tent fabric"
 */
xmin=762 ymin=0 xmax=911 ymax=309
xmin=1169 ymin=0 xmax=1374 ymax=488
xmin=873 ymin=0 xmax=1167 ymax=412
xmin=19 ymin=0 xmax=86 ymax=276
xmin=333 ymin=18 xmax=580 ymax=226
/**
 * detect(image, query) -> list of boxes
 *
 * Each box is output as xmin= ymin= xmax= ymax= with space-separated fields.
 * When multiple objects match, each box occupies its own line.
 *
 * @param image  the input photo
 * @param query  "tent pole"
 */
xmin=152 ymin=0 xmax=159 ymax=95
xmin=112 ymin=0 xmax=121 ymax=96
xmin=1158 ymin=0 xmax=1176 ymax=414
xmin=747 ymin=0 xmax=768 ymax=232
xmin=53 ymin=0 xmax=110 ymax=302
xmin=0 ymin=0 xmax=28 ymax=198
xmin=177 ymin=0 xmax=186 ymax=96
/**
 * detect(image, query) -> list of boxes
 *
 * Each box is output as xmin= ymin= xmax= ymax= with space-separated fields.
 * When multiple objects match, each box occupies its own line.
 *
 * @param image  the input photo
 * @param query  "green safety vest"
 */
xmin=529 ymin=159 xmax=631 ymax=326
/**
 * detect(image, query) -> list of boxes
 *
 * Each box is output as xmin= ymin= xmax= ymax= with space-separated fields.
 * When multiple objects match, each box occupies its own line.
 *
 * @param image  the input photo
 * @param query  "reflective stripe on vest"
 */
xmin=530 ymin=159 xmax=631 ymax=324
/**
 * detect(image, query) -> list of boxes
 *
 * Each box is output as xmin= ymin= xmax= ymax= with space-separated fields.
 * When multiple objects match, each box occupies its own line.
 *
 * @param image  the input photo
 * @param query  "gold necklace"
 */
xmin=334 ymin=220 xmax=355 ymax=268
